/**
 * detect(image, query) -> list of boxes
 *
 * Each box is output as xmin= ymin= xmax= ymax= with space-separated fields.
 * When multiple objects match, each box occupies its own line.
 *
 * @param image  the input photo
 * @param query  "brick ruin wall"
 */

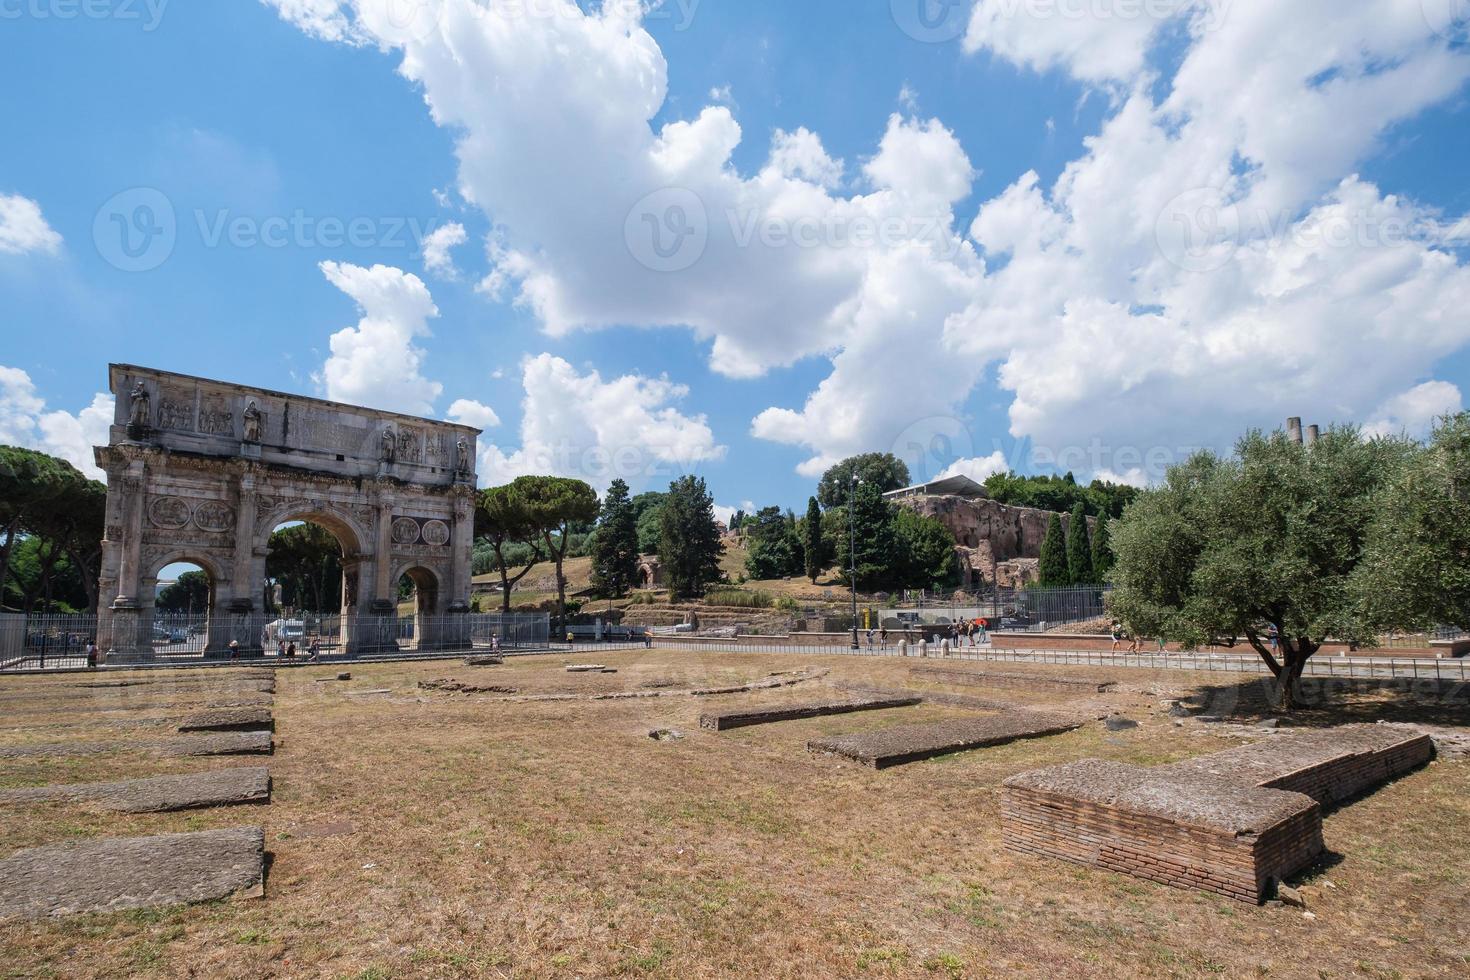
xmin=895 ymin=495 xmax=1096 ymax=589
xmin=1002 ymin=785 xmax=1323 ymax=905
xmin=1000 ymin=726 xmax=1433 ymax=904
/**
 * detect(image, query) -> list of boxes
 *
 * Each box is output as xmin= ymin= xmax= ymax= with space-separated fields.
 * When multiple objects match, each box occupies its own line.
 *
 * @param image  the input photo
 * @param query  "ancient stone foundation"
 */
xmin=1001 ymin=725 xmax=1433 ymax=904
xmin=912 ymin=666 xmax=1116 ymax=695
xmin=699 ymin=696 xmax=920 ymax=731
xmin=809 ymin=711 xmax=1085 ymax=769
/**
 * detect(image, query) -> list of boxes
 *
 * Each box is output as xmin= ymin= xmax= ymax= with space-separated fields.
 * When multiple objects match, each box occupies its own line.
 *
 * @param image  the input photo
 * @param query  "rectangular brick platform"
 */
xmin=1001 ymin=725 xmax=1432 ymax=904
xmin=177 ymin=708 xmax=274 ymax=733
xmin=808 ymin=711 xmax=1084 ymax=769
xmin=699 ymin=696 xmax=921 ymax=731
xmin=1163 ymin=725 xmax=1435 ymax=806
xmin=912 ymin=667 xmax=1116 ymax=695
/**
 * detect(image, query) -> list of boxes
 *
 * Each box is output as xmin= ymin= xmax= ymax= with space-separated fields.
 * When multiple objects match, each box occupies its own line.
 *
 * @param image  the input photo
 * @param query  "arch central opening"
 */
xmin=263 ymin=516 xmax=357 ymax=658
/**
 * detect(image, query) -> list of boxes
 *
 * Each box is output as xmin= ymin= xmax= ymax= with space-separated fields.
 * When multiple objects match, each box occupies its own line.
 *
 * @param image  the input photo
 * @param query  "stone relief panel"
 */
xmin=391 ymin=517 xmax=422 ymax=545
xmin=148 ymin=495 xmax=192 ymax=530
xmin=396 ymin=429 xmax=423 ymax=464
xmin=420 ymin=519 xmax=451 ymax=547
xmin=156 ymin=388 xmax=196 ymax=432
xmin=197 ymin=399 xmax=234 ymax=437
xmin=193 ymin=501 xmax=236 ymax=533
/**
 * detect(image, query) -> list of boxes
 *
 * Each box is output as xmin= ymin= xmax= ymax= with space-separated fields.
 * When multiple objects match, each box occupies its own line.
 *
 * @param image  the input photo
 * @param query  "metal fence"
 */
xmin=0 ymin=611 xmax=551 ymax=671
xmin=848 ymin=585 xmax=1110 ymax=632
xmin=646 ymin=636 xmax=1470 ymax=682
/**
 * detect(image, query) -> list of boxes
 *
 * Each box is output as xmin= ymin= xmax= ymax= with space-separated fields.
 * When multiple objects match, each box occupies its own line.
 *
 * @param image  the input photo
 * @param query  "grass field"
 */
xmin=0 ymin=651 xmax=1466 ymax=978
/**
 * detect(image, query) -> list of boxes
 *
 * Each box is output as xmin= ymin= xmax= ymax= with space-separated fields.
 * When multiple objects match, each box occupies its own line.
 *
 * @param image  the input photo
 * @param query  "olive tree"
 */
xmin=1109 ymin=426 xmax=1413 ymax=710
xmin=1356 ymin=412 xmax=1470 ymax=632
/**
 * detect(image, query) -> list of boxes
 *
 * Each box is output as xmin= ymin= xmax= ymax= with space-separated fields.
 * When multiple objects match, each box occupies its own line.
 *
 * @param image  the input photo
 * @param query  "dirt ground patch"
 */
xmin=0 ymin=652 xmax=1466 ymax=978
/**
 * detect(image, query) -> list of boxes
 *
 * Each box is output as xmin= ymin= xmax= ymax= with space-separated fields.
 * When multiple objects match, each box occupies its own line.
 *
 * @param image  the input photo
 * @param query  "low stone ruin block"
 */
xmin=1001 ymin=725 xmax=1433 ymax=904
xmin=177 ymin=708 xmax=273 ymax=733
xmin=0 ymin=827 xmax=266 ymax=919
xmin=808 ymin=711 xmax=1084 ymax=769
xmin=1164 ymin=724 xmax=1435 ymax=807
xmin=699 ymin=696 xmax=921 ymax=732
xmin=0 ymin=767 xmax=271 ymax=813
xmin=0 ymin=731 xmax=273 ymax=759
xmin=912 ymin=667 xmax=1116 ymax=695
xmin=1002 ymin=761 xmax=1322 ymax=905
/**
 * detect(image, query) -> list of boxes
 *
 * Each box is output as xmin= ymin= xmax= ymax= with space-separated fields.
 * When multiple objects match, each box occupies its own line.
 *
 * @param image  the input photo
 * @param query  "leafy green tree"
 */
xmin=893 ymin=508 xmax=958 ymax=590
xmin=1356 ymin=412 xmax=1470 ymax=631
xmin=835 ymin=481 xmax=896 ymax=591
xmin=0 ymin=447 xmax=93 ymax=610
xmin=1066 ymin=504 xmax=1095 ymax=585
xmin=802 ymin=496 xmax=826 ymax=583
xmin=744 ymin=506 xmax=803 ymax=580
xmin=1090 ymin=513 xmax=1115 ymax=583
xmin=476 ymin=484 xmax=546 ymax=614
xmin=982 ymin=471 xmax=1139 ymax=519
xmin=1038 ymin=512 xmax=1070 ymax=587
xmin=157 ymin=570 xmax=212 ymax=614
xmin=266 ymin=523 xmax=343 ymax=613
xmin=591 ymin=479 xmax=641 ymax=599
xmin=630 ymin=491 xmax=667 ymax=554
xmin=658 ymin=475 xmax=725 ymax=599
xmin=1109 ymin=426 xmax=1413 ymax=710
xmin=817 ymin=453 xmax=911 ymax=509
xmin=509 ymin=476 xmax=600 ymax=629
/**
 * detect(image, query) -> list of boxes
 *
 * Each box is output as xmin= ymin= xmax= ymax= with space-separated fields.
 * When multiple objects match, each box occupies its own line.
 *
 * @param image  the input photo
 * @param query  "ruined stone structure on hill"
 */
xmin=885 ymin=476 xmax=1092 ymax=589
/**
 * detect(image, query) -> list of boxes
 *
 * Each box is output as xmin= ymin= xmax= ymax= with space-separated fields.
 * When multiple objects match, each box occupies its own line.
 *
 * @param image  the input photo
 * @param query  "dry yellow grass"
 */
xmin=0 ymin=652 xmax=1466 ymax=979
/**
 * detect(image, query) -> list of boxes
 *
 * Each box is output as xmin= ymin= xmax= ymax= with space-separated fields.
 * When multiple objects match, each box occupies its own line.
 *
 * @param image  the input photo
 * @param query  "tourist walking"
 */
xmin=878 ymin=626 xmax=889 ymax=649
xmin=228 ymin=639 xmax=240 ymax=661
xmin=308 ymin=638 xmax=321 ymax=661
xmin=1110 ymin=621 xmax=1124 ymax=653
xmin=85 ymin=639 xmax=98 ymax=668
xmin=286 ymin=641 xmax=296 ymax=659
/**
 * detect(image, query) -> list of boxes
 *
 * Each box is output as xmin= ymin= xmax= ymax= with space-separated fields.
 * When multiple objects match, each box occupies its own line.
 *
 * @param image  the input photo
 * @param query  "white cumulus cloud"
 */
xmin=0 ymin=366 xmax=111 ymax=479
xmin=315 ymin=261 xmax=445 ymax=417
xmin=422 ymin=221 xmax=467 ymax=278
xmin=1363 ymin=381 xmax=1463 ymax=439
xmin=478 ymin=353 xmax=725 ymax=491
xmin=446 ymin=397 xmax=500 ymax=430
xmin=267 ymin=0 xmax=1470 ymax=484
xmin=0 ymin=193 xmax=62 ymax=256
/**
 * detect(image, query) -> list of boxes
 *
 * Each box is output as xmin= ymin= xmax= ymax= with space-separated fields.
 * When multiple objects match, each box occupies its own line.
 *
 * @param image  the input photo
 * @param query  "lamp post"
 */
xmin=849 ymin=473 xmax=860 ymax=650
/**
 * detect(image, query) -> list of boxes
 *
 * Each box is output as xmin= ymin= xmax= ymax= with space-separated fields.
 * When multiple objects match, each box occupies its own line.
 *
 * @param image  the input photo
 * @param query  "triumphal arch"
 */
xmin=94 ymin=365 xmax=480 ymax=658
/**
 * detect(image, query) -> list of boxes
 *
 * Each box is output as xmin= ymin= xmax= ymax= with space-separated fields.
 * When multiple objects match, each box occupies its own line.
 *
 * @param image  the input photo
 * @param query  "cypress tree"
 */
xmin=1091 ymin=514 xmax=1114 ymax=582
xmin=1039 ymin=512 xmax=1070 ymax=588
xmin=658 ymin=476 xmax=725 ymax=599
xmin=1066 ymin=504 xmax=1095 ymax=585
xmin=591 ymin=479 xmax=640 ymax=598
xmin=803 ymin=496 xmax=824 ymax=583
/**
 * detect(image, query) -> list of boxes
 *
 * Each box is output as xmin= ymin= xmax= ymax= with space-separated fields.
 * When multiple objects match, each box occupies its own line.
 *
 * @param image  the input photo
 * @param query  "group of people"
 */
xmin=861 ymin=618 xmax=991 ymax=650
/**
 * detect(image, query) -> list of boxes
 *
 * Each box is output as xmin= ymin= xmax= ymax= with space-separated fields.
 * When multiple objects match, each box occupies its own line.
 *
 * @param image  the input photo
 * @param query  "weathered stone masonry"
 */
xmin=94 ymin=365 xmax=480 ymax=658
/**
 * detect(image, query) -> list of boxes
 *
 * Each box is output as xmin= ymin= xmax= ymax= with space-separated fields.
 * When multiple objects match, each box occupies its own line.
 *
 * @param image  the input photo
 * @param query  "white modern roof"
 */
xmin=882 ymin=475 xmax=990 ymax=500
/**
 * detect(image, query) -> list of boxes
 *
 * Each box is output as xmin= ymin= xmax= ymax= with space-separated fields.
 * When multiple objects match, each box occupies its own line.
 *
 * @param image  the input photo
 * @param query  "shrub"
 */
xmin=703 ymin=589 xmax=775 ymax=609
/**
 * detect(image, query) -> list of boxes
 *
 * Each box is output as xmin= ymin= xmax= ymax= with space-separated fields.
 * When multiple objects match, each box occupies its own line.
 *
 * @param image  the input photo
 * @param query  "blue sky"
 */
xmin=2 ymin=1 xmax=1469 ymax=520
